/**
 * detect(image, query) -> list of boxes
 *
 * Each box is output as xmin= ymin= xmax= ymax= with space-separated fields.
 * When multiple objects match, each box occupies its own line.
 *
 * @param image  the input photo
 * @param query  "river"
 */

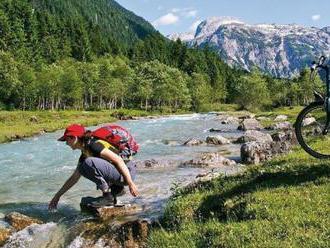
xmin=0 ymin=113 xmax=244 ymax=247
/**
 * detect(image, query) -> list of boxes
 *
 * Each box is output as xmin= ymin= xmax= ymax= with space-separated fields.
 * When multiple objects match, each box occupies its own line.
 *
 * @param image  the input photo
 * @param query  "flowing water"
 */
xmin=0 ymin=113 xmax=244 ymax=247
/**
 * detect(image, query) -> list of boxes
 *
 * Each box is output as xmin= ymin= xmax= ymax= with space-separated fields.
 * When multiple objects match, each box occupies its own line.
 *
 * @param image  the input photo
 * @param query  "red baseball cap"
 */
xmin=58 ymin=124 xmax=86 ymax=141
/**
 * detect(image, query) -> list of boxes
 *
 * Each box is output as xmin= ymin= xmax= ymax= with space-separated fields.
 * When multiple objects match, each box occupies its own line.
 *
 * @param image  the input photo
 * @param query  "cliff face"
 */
xmin=169 ymin=17 xmax=330 ymax=78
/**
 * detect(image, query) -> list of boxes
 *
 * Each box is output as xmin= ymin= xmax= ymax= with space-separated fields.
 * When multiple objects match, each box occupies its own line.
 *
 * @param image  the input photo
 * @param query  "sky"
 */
xmin=116 ymin=0 xmax=330 ymax=36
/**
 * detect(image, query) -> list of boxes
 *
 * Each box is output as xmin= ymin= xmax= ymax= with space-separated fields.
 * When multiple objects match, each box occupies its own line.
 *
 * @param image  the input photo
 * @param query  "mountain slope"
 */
xmin=0 ymin=0 xmax=158 ymax=62
xmin=169 ymin=17 xmax=330 ymax=77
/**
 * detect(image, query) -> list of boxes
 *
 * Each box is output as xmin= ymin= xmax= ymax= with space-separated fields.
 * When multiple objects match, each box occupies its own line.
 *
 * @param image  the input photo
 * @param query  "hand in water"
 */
xmin=48 ymin=196 xmax=60 ymax=211
xmin=128 ymin=182 xmax=139 ymax=197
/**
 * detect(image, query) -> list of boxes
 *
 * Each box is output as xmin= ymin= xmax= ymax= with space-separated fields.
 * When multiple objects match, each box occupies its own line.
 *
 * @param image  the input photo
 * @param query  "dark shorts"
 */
xmin=78 ymin=157 xmax=137 ymax=192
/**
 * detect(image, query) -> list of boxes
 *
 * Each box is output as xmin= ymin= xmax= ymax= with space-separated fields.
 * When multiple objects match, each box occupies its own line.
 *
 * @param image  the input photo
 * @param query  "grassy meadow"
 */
xmin=147 ymin=143 xmax=330 ymax=248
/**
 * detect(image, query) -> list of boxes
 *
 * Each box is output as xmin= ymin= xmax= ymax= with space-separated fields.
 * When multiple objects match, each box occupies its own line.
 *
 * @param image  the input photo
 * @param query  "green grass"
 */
xmin=147 ymin=145 xmax=330 ymax=248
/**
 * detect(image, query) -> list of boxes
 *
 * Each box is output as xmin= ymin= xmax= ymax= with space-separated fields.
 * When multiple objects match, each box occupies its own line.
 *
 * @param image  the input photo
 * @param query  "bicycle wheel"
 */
xmin=295 ymin=101 xmax=330 ymax=159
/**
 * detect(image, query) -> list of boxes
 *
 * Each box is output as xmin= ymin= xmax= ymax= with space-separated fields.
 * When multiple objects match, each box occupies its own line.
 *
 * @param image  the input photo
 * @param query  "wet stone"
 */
xmin=5 ymin=212 xmax=43 ymax=231
xmin=80 ymin=197 xmax=142 ymax=221
xmin=206 ymin=135 xmax=230 ymax=145
xmin=0 ymin=227 xmax=12 ymax=246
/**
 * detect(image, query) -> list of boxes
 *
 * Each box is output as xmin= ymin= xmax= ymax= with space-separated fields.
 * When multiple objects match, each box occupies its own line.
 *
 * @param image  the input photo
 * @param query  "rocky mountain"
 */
xmin=169 ymin=17 xmax=330 ymax=78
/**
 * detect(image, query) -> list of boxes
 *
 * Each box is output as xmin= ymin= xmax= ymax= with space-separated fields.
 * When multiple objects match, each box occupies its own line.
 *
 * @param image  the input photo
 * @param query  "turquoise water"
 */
xmin=0 ymin=113 xmax=243 ymax=246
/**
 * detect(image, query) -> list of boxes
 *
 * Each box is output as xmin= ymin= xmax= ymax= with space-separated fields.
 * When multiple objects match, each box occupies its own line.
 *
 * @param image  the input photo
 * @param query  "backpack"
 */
xmin=91 ymin=124 xmax=139 ymax=157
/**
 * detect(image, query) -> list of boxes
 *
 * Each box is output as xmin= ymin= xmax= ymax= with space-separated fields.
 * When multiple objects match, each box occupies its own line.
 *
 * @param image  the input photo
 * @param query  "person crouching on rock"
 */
xmin=48 ymin=124 xmax=138 ymax=210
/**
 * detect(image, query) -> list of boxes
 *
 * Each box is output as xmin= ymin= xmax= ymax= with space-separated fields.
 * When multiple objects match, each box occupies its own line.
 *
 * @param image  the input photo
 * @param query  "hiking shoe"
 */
xmin=90 ymin=193 xmax=115 ymax=207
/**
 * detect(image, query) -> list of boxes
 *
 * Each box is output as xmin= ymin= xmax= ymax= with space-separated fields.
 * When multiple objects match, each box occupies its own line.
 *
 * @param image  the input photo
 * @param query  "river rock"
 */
xmin=266 ymin=121 xmax=292 ymax=130
xmin=183 ymin=138 xmax=205 ymax=146
xmin=271 ymin=130 xmax=297 ymax=144
xmin=217 ymin=115 xmax=240 ymax=125
xmin=241 ymin=131 xmax=296 ymax=164
xmin=206 ymin=135 xmax=230 ymax=145
xmin=274 ymin=115 xmax=288 ymax=121
xmin=72 ymin=218 xmax=151 ymax=248
xmin=5 ymin=212 xmax=43 ymax=231
xmin=302 ymin=117 xmax=316 ymax=126
xmin=235 ymin=130 xmax=273 ymax=144
xmin=238 ymin=119 xmax=263 ymax=131
xmin=135 ymin=159 xmax=176 ymax=169
xmin=80 ymin=197 xmax=143 ymax=220
xmin=3 ymin=223 xmax=57 ymax=248
xmin=0 ymin=227 xmax=12 ymax=246
xmin=180 ymin=152 xmax=236 ymax=168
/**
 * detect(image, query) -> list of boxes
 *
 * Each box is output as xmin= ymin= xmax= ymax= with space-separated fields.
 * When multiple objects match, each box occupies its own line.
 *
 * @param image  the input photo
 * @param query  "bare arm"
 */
xmin=100 ymin=149 xmax=138 ymax=197
xmin=48 ymin=169 xmax=81 ymax=210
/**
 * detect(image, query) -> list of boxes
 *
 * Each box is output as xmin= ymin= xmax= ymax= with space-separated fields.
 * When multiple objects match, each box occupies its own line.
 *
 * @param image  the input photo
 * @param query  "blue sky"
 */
xmin=116 ymin=0 xmax=330 ymax=35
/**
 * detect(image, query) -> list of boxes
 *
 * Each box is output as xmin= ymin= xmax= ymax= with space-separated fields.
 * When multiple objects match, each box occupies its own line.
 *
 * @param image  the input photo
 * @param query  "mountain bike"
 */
xmin=295 ymin=56 xmax=330 ymax=159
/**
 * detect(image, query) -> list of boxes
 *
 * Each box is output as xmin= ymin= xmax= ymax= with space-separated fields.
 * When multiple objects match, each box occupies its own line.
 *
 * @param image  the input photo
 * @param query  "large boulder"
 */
xmin=241 ymin=130 xmax=296 ymax=164
xmin=180 ymin=152 xmax=236 ymax=168
xmin=183 ymin=138 xmax=205 ymax=146
xmin=235 ymin=130 xmax=273 ymax=144
xmin=238 ymin=119 xmax=263 ymax=131
xmin=206 ymin=135 xmax=230 ymax=145
xmin=5 ymin=212 xmax=43 ymax=231
xmin=266 ymin=121 xmax=292 ymax=130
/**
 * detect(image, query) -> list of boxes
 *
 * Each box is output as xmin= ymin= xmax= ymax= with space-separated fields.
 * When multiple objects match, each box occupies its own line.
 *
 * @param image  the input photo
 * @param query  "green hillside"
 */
xmin=0 ymin=0 xmax=157 ymax=63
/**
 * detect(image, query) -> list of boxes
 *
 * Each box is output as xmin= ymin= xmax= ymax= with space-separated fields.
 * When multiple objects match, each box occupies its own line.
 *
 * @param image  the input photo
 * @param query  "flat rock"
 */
xmin=235 ymin=130 xmax=273 ymax=144
xmin=80 ymin=197 xmax=142 ymax=220
xmin=238 ymin=119 xmax=262 ymax=131
xmin=206 ymin=135 xmax=230 ymax=145
xmin=5 ymin=212 xmax=43 ymax=231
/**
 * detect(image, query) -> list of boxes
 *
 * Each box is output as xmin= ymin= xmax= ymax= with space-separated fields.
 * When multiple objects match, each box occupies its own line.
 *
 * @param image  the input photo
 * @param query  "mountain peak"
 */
xmin=195 ymin=16 xmax=244 ymax=38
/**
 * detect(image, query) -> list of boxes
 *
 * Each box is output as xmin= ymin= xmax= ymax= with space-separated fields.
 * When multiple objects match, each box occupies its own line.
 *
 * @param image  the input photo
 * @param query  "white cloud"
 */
xmin=190 ymin=19 xmax=202 ymax=32
xmin=185 ymin=10 xmax=197 ymax=18
xmin=169 ymin=7 xmax=197 ymax=18
xmin=312 ymin=14 xmax=321 ymax=21
xmin=153 ymin=13 xmax=179 ymax=27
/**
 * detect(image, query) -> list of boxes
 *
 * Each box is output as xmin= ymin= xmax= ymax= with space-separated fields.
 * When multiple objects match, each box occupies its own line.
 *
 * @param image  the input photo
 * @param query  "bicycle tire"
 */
xmin=295 ymin=101 xmax=330 ymax=159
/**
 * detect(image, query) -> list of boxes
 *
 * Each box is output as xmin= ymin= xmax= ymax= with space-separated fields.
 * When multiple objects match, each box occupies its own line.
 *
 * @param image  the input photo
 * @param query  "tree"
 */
xmin=234 ymin=69 xmax=271 ymax=111
xmin=188 ymin=73 xmax=212 ymax=111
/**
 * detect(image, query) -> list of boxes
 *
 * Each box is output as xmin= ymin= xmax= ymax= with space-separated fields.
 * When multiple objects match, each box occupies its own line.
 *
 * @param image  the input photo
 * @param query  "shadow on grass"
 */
xmin=196 ymin=161 xmax=330 ymax=223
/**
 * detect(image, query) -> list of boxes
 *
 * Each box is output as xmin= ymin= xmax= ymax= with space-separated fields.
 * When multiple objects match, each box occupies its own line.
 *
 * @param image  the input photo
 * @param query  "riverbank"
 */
xmin=0 ymin=104 xmax=300 ymax=144
xmin=0 ymin=108 xmax=194 ymax=143
xmin=147 ymin=144 xmax=330 ymax=247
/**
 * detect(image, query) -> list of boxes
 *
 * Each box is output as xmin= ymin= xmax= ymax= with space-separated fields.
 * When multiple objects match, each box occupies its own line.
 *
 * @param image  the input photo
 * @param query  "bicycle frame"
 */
xmin=318 ymin=63 xmax=330 ymax=134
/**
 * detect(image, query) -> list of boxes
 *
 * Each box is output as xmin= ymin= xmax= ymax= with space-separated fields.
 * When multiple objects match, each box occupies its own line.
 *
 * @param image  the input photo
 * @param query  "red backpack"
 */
xmin=91 ymin=124 xmax=139 ymax=157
